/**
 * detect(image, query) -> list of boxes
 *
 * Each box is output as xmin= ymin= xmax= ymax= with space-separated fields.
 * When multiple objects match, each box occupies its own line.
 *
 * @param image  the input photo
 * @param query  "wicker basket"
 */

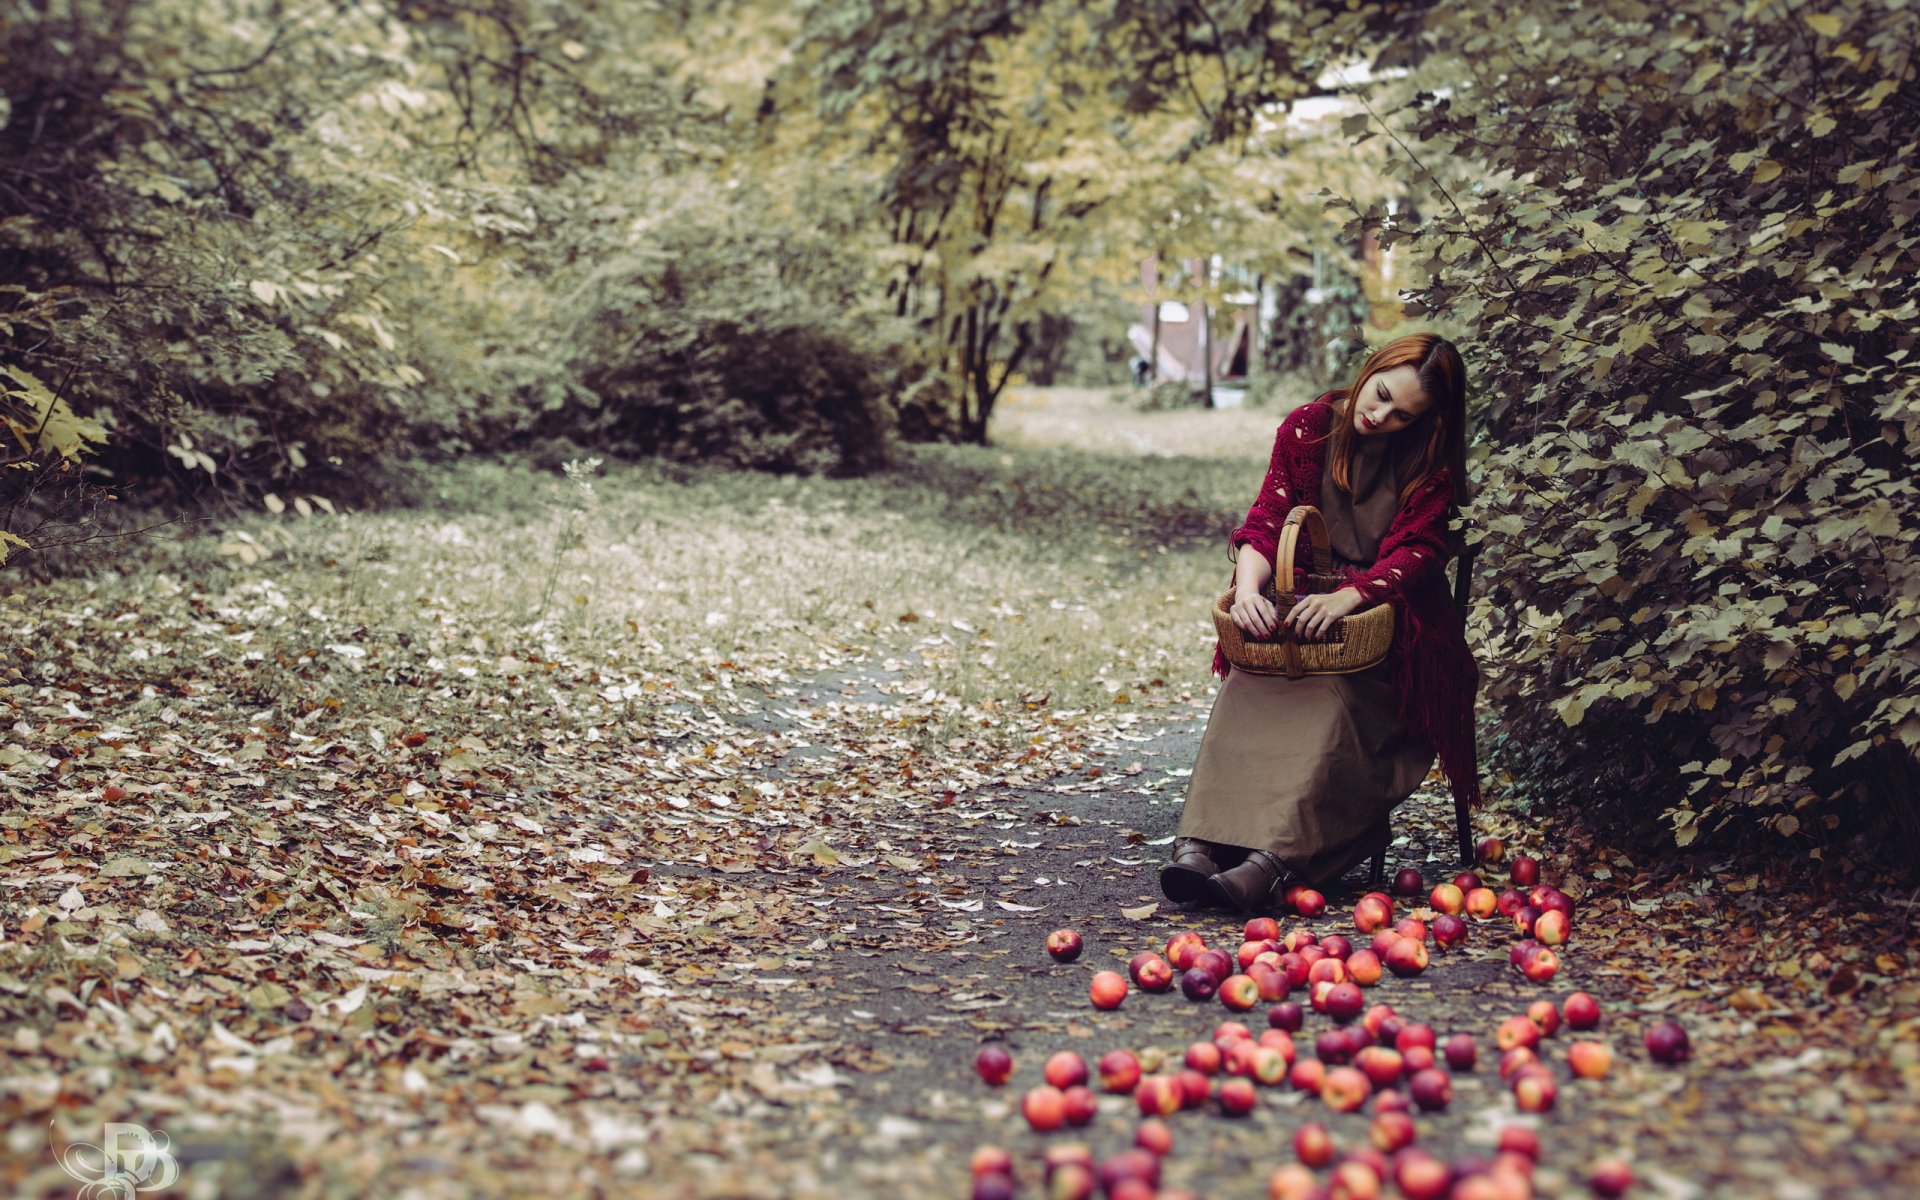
xmin=1213 ymin=505 xmax=1395 ymax=677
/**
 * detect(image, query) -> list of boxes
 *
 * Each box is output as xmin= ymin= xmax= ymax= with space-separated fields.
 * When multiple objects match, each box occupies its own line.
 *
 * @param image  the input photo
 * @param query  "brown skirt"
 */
xmin=1177 ymin=663 xmax=1434 ymax=888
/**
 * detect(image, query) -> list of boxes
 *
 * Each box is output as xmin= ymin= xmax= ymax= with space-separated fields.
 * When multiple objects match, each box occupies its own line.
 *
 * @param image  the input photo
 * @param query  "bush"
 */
xmin=1381 ymin=0 xmax=1920 ymax=855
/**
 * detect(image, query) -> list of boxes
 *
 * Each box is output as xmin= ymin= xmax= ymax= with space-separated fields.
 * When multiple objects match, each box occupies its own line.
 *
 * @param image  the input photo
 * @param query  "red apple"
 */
xmin=1533 ymin=909 xmax=1570 ymax=946
xmin=1217 ymin=1075 xmax=1257 ymax=1116
xmin=1512 ymin=906 xmax=1540 ymax=937
xmin=1432 ymin=914 xmax=1469 ymax=949
xmin=1326 ymin=981 xmax=1366 ymax=1024
xmin=1237 ymin=939 xmax=1277 ymax=969
xmin=1362 ymin=1003 xmax=1397 ymax=1036
xmin=1512 ymin=1069 xmax=1557 ymax=1112
xmin=1215 ymin=1019 xmax=1253 ymax=1043
xmin=1355 ymin=1045 xmax=1405 ymax=1088
xmin=1294 ymin=1120 xmax=1336 ymax=1167
xmin=1369 ymin=929 xmax=1403 ymax=957
xmin=1569 ymin=1040 xmax=1614 ymax=1080
xmin=1496 ymin=1127 xmax=1540 ymax=1161
xmin=1394 ymin=917 xmax=1428 ymax=943
xmin=1407 ymin=1067 xmax=1452 ymax=1111
xmin=1223 ymin=1040 xmax=1261 ymax=1078
xmin=1645 ymin=1020 xmax=1690 ymax=1064
xmin=1354 ymin=894 xmax=1395 ymax=934
xmin=1175 ymin=1068 xmax=1211 ymax=1109
xmin=1289 ymin=1057 xmax=1327 ymax=1093
xmin=1134 ymin=1117 xmax=1173 ymax=1157
xmin=1023 ymin=1085 xmax=1068 ymax=1130
xmin=1477 ymin=836 xmax=1506 ymax=865
xmin=1509 ymin=938 xmax=1540 ymax=967
xmin=1179 ymin=968 xmax=1216 ymax=1001
xmin=1268 ymin=1001 xmax=1305 ymax=1031
xmin=1244 ymin=916 xmax=1280 ymax=941
xmin=1319 ymin=934 xmax=1354 ymax=960
xmin=1530 ymin=885 xmax=1573 ymax=917
xmin=1370 ymin=1110 xmax=1417 ymax=1153
xmin=1294 ymin=888 xmax=1327 ymax=917
xmin=1258 ymin=1026 xmax=1296 ymax=1054
xmin=1134 ymin=1074 xmax=1181 ymax=1117
xmin=1496 ymin=1015 xmax=1542 ymax=1053
xmin=1331 ymin=1160 xmax=1384 ymax=1200
xmin=1396 ymin=1150 xmax=1452 ymax=1200
xmin=1452 ymin=870 xmax=1482 ymax=892
xmin=1194 ymin=948 xmax=1235 ymax=983
xmin=1097 ymin=1148 xmax=1161 ymax=1191
xmin=1285 ymin=927 xmax=1319 ymax=953
xmin=1528 ymin=999 xmax=1561 ymax=1037
xmin=1464 ymin=887 xmax=1498 ymax=919
xmin=1373 ymin=1087 xmax=1409 ymax=1113
xmin=1308 ymin=956 xmax=1349 ymax=986
xmin=1317 ymin=1028 xmax=1356 ymax=1065
xmin=1045 ymin=1051 xmax=1089 ymax=1089
xmin=1277 ymin=951 xmax=1310 ymax=988
xmin=1429 ymin=883 xmax=1465 ymax=915
xmin=1099 ymin=1049 xmax=1141 ymax=1093
xmin=1444 ymin=1033 xmax=1477 ymax=1072
xmin=1589 ymin=1157 xmax=1634 ymax=1198
xmin=1401 ymin=1044 xmax=1436 ymax=1073
xmin=1251 ymin=1043 xmax=1290 ymax=1085
xmin=974 ymin=1045 xmax=1013 ymax=1085
xmin=1184 ymin=1041 xmax=1222 ymax=1074
xmin=1392 ymin=867 xmax=1425 ymax=896
xmin=1509 ymin=856 xmax=1540 ymax=887
xmin=1247 ymin=960 xmax=1290 ymax=1002
xmin=1309 ymin=979 xmax=1339 ymax=1014
xmin=1321 ymin=1065 xmax=1373 ymax=1112
xmin=1048 ymin=1163 xmax=1095 ymax=1200
xmin=1090 ymin=970 xmax=1128 ymax=1009
xmin=1268 ymin=1164 xmax=1317 ymax=1200
xmin=971 ymin=1145 xmax=1015 ymax=1178
xmin=1062 ymin=1084 xmax=1098 ymax=1126
xmin=1165 ymin=931 xmax=1207 ymax=969
xmin=1218 ymin=973 xmax=1261 ymax=1011
xmin=1047 ymin=928 xmax=1084 ymax=962
xmin=1498 ymin=1046 xmax=1540 ymax=1082
xmin=1384 ymin=938 xmax=1429 ymax=977
xmin=973 ymin=1173 xmax=1016 ymax=1200
xmin=1520 ymin=946 xmax=1560 ymax=983
xmin=1394 ymin=1023 xmax=1436 ymax=1053
xmin=1129 ymin=951 xmax=1173 ymax=992
xmin=1346 ymin=949 xmax=1384 ymax=986
xmin=1495 ymin=889 xmax=1526 ymax=918
xmin=1565 ymin=991 xmax=1602 ymax=1029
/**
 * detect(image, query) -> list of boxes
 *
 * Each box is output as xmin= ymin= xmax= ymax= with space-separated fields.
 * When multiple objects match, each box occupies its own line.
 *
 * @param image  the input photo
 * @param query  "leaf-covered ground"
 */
xmin=2 ymin=390 xmax=1915 ymax=1198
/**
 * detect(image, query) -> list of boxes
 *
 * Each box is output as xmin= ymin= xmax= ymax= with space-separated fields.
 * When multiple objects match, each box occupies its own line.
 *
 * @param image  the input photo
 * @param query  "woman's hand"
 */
xmin=1286 ymin=586 xmax=1366 ymax=642
xmin=1230 ymin=585 xmax=1280 ymax=639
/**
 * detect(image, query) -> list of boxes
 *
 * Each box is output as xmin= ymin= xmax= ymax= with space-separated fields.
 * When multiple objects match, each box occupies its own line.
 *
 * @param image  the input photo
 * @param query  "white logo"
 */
xmin=50 ymin=1122 xmax=181 ymax=1199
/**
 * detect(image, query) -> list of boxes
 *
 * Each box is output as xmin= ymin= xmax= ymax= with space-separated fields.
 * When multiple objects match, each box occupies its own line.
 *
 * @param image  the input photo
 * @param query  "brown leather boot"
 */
xmin=1205 ymin=849 xmax=1289 ymax=915
xmin=1158 ymin=837 xmax=1221 ymax=905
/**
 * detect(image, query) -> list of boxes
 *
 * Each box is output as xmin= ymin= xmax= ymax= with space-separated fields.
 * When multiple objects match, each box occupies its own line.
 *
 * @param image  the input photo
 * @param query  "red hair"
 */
xmin=1323 ymin=333 xmax=1469 ymax=510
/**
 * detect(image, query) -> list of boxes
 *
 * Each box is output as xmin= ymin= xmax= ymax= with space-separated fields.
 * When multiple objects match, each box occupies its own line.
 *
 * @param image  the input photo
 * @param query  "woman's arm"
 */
xmin=1228 ymin=403 xmax=1323 ymax=564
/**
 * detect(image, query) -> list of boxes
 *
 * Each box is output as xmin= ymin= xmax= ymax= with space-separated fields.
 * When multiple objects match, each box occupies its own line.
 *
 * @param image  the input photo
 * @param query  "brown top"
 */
xmin=1320 ymin=433 xmax=1401 ymax=569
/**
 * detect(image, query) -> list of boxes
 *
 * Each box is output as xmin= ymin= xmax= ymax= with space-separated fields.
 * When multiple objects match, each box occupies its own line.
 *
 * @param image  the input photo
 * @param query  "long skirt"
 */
xmin=1176 ymin=663 xmax=1434 ymax=887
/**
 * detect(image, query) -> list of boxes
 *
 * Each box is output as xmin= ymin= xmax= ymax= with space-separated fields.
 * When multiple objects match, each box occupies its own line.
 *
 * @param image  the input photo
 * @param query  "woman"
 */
xmin=1160 ymin=333 xmax=1481 ymax=913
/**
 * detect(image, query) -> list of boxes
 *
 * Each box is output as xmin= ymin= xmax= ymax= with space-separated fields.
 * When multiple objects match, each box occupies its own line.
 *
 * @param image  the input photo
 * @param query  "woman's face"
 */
xmin=1352 ymin=365 xmax=1434 ymax=437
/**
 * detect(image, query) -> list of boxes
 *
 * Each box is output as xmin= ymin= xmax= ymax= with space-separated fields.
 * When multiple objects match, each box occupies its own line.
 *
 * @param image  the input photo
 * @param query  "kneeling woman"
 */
xmin=1162 ymin=333 xmax=1481 ymax=913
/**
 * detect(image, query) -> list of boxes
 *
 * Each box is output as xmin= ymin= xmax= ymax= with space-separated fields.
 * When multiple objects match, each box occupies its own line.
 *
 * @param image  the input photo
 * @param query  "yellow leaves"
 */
xmin=1680 ymin=62 xmax=1723 ymax=95
xmin=0 ymin=530 xmax=28 ymax=567
xmin=1751 ymin=159 xmax=1785 ymax=184
xmin=2 ymin=365 xmax=108 ymax=464
xmin=1803 ymin=12 xmax=1843 ymax=37
xmin=1857 ymin=78 xmax=1900 ymax=112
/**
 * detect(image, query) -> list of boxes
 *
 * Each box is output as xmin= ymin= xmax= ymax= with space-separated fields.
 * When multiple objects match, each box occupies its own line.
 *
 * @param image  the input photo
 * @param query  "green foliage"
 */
xmin=1365 ymin=0 xmax=1920 ymax=852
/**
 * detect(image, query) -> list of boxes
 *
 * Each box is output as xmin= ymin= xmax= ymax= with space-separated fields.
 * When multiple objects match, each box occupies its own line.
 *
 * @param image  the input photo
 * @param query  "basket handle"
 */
xmin=1274 ymin=506 xmax=1335 ymax=606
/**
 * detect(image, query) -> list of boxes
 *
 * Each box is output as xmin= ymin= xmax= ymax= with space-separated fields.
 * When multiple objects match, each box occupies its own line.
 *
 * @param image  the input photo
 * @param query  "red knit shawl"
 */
xmin=1212 ymin=396 xmax=1483 ymax=809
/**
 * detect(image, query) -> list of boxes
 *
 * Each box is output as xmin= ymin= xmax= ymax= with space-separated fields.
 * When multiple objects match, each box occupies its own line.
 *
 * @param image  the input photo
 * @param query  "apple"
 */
xmin=1276 ymin=952 xmax=1311 ymax=988
xmin=1326 ymin=981 xmax=1367 ymax=1024
xmin=1268 ymin=1163 xmax=1318 ymax=1200
xmin=1512 ymin=906 xmax=1540 ymax=937
xmin=1136 ymin=1045 xmax=1167 ymax=1073
xmin=1258 ymin=1027 xmax=1296 ymax=1054
xmin=1223 ymin=1040 xmax=1261 ymax=1078
xmin=1048 ymin=928 xmax=1084 ymax=963
xmin=1370 ymin=1110 xmax=1416 ymax=1153
xmin=1219 ymin=974 xmax=1261 ymax=1011
xmin=1492 ymin=1152 xmax=1536 ymax=1184
xmin=1331 ymin=1160 xmax=1384 ymax=1200
xmin=1432 ymin=914 xmax=1469 ymax=949
xmin=1321 ymin=1065 xmax=1373 ymax=1112
xmin=1044 ymin=1051 xmax=1089 ymax=1089
xmin=1384 ymin=938 xmax=1429 ymax=977
xmin=1528 ymin=999 xmax=1561 ymax=1037
xmin=1509 ymin=856 xmax=1540 ymax=887
xmin=1285 ymin=927 xmax=1319 ymax=953
xmin=1097 ymin=1148 xmax=1161 ymax=1191
xmin=1589 ymin=1158 xmax=1634 ymax=1198
xmin=1308 ymin=957 xmax=1349 ymax=986
xmin=1354 ymin=894 xmax=1395 ymax=933
xmin=1396 ymin=1150 xmax=1452 ymax=1200
xmin=1569 ymin=1040 xmax=1614 ymax=1080
xmin=1294 ymin=1120 xmax=1336 ymax=1167
xmin=1407 ymin=1067 xmax=1452 ymax=1111
xmin=1512 ymin=1069 xmax=1557 ymax=1113
xmin=1565 ymin=991 xmax=1602 ymax=1029
xmin=1496 ymin=1016 xmax=1542 ymax=1053
xmin=1099 ymin=1049 xmax=1142 ymax=1093
xmin=1251 ymin=1044 xmax=1290 ymax=1085
xmin=1444 ymin=1033 xmax=1477 ymax=1072
xmin=1289 ymin=1057 xmax=1327 ymax=1093
xmin=1344 ymin=949 xmax=1383 ymax=986
xmin=973 ymin=1173 xmax=1016 ymax=1200
xmin=1392 ymin=867 xmax=1425 ymax=896
xmin=1428 ymin=883 xmax=1464 ymax=915
xmin=1127 ymin=952 xmax=1168 ymax=992
xmin=1283 ymin=883 xmax=1307 ymax=910
xmin=1373 ymin=1087 xmax=1409 ymax=1113
xmin=1533 ymin=909 xmax=1570 ymax=946
xmin=1496 ymin=1127 xmax=1541 ymax=1161
xmin=1179 ymin=968 xmax=1217 ymax=1002
xmin=1509 ymin=938 xmax=1540 ymax=967
xmin=1023 ymin=1085 xmax=1068 ymax=1131
xmin=1394 ymin=917 xmax=1428 ymax=943
xmin=1217 ymin=1076 xmax=1258 ymax=1116
xmin=1238 ymin=915 xmax=1279 ymax=941
xmin=1452 ymin=870 xmax=1482 ymax=892
xmin=1520 ymin=946 xmax=1561 ymax=983
xmin=1268 ymin=1001 xmax=1305 ymax=1031
xmin=1370 ymin=929 xmax=1404 ymax=957
xmin=971 ymin=1145 xmax=1015 ymax=1178
xmin=974 ymin=1045 xmax=1013 ymax=1085
xmin=1248 ymin=961 xmax=1291 ymax=1001
xmin=1401 ymin=1044 xmax=1436 ymax=1073
xmin=1645 ymin=1020 xmax=1690 ymax=1064
xmin=1320 ymin=934 xmax=1354 ymax=960
xmin=1090 ymin=970 xmax=1129 ymax=1009
xmin=1049 ymin=1163 xmax=1096 ymax=1200
xmin=1355 ymin=1045 xmax=1405 ymax=1088
xmin=1317 ymin=1029 xmax=1356 ymax=1065
xmin=1530 ymin=885 xmax=1573 ymax=916
xmin=1476 ymin=836 xmax=1506 ymax=865
xmin=1495 ymin=888 xmax=1527 ymax=918
xmin=1464 ymin=887 xmax=1499 ymax=919
xmin=1134 ymin=1075 xmax=1181 ymax=1117
xmin=1135 ymin=1117 xmax=1173 ymax=1157
xmin=1215 ymin=1019 xmax=1253 ymax=1044
xmin=1165 ymin=931 xmax=1207 ymax=969
xmin=1238 ymin=939 xmax=1278 ymax=969
xmin=1175 ymin=1068 xmax=1211 ymax=1109
xmin=1497 ymin=1046 xmax=1540 ymax=1082
xmin=1184 ymin=1041 xmax=1222 ymax=1074
xmin=1062 ymin=1084 xmax=1098 ymax=1126
xmin=1395 ymin=1023 xmax=1436 ymax=1053
xmin=1194 ymin=948 xmax=1236 ymax=983
xmin=1298 ymin=945 xmax=1329 ymax=974
xmin=1107 ymin=1183 xmax=1153 ymax=1200
xmin=1294 ymin=888 xmax=1327 ymax=917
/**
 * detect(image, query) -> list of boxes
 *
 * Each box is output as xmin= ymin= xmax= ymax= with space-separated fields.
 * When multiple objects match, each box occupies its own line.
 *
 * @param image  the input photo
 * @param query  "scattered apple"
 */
xmin=1370 ymin=1110 xmax=1417 ymax=1153
xmin=1330 ymin=1160 xmax=1384 ymax=1200
xmin=1134 ymin=1075 xmax=1181 ymax=1117
xmin=1277 ymin=952 xmax=1311 ymax=988
xmin=1394 ymin=917 xmax=1428 ymax=944
xmin=1498 ymin=1046 xmax=1540 ymax=1082
xmin=1243 ymin=915 xmax=1281 ymax=941
xmin=1309 ymin=979 xmax=1338 ymax=1014
xmin=1090 ymin=970 xmax=1129 ymax=1009
xmin=1135 ymin=1118 xmax=1173 ymax=1157
xmin=1251 ymin=1044 xmax=1290 ymax=1085
xmin=1444 ymin=1033 xmax=1477 ymax=1072
xmin=1176 ymin=1068 xmax=1211 ymax=1109
xmin=1321 ymin=1065 xmax=1373 ymax=1112
xmin=1283 ymin=884 xmax=1307 ymax=911
xmin=1268 ymin=1000 xmax=1305 ymax=1032
xmin=1528 ymin=999 xmax=1561 ymax=1037
xmin=1394 ymin=1023 xmax=1436 ymax=1053
xmin=1429 ymin=883 xmax=1465 ymax=915
xmin=1247 ymin=960 xmax=1291 ymax=1002
xmin=1354 ymin=894 xmax=1395 ymax=933
xmin=1219 ymin=974 xmax=1261 ymax=1011
xmin=1509 ymin=856 xmax=1540 ymax=887
xmin=1308 ymin=957 xmax=1349 ymax=987
xmin=1432 ymin=914 xmax=1469 ymax=949
xmin=1477 ymin=836 xmax=1506 ymax=864
xmin=1407 ymin=1067 xmax=1452 ymax=1111
xmin=1050 ymin=1164 xmax=1096 ymax=1200
xmin=1289 ymin=1057 xmax=1327 ymax=1093
xmin=1369 ymin=929 xmax=1403 ymax=957
xmin=1215 ymin=1019 xmax=1253 ymax=1044
xmin=1512 ymin=906 xmax=1540 ymax=937
xmin=1512 ymin=1068 xmax=1557 ymax=1112
xmin=1185 ymin=1041 xmax=1223 ymax=1074
xmin=1294 ymin=888 xmax=1327 ymax=917
xmin=1062 ymin=1084 xmax=1098 ymax=1126
xmin=1285 ymin=927 xmax=1319 ymax=953
xmin=1565 ymin=991 xmax=1602 ymax=1029
xmin=1530 ymin=885 xmax=1573 ymax=918
xmin=1401 ymin=1044 xmax=1436 ymax=1073
xmin=1326 ymin=981 xmax=1366 ymax=1024
xmin=1194 ymin=948 xmax=1236 ymax=983
xmin=1045 ymin=1051 xmax=1089 ymax=1090
xmin=1396 ymin=1150 xmax=1452 ymax=1200
xmin=1345 ymin=949 xmax=1383 ymax=986
xmin=1023 ymin=1085 xmax=1068 ymax=1131
xmin=1373 ymin=1087 xmax=1409 ymax=1113
xmin=1533 ymin=909 xmax=1570 ymax=946
xmin=1355 ymin=1045 xmax=1405 ymax=1088
xmin=1217 ymin=1076 xmax=1258 ymax=1116
xmin=1520 ymin=945 xmax=1561 ymax=983
xmin=1180 ymin=968 xmax=1217 ymax=1002
xmin=1384 ymin=938 xmax=1429 ymax=977
xmin=1496 ymin=1015 xmax=1542 ymax=1053
xmin=1294 ymin=1120 xmax=1336 ymax=1167
xmin=1496 ymin=1126 xmax=1541 ymax=1160
xmin=1645 ymin=1020 xmax=1690 ymax=1064
xmin=1223 ymin=1040 xmax=1261 ymax=1078
xmin=1097 ymin=1148 xmax=1161 ymax=1191
xmin=1509 ymin=939 xmax=1540 ymax=967
xmin=1392 ymin=867 xmax=1425 ymax=896
xmin=1048 ymin=928 xmax=1084 ymax=963
xmin=1496 ymin=888 xmax=1527 ymax=918
xmin=1129 ymin=951 xmax=1173 ymax=992
xmin=1589 ymin=1157 xmax=1634 ymax=1198
xmin=1099 ymin=1049 xmax=1141 ymax=1093
xmin=1238 ymin=939 xmax=1278 ymax=969
xmin=1464 ymin=887 xmax=1499 ymax=919
xmin=1268 ymin=1163 xmax=1318 ymax=1200
xmin=973 ymin=1172 xmax=1016 ymax=1200
xmin=1317 ymin=1029 xmax=1356 ymax=1065
xmin=974 ymin=1045 xmax=1013 ymax=1086
xmin=971 ymin=1145 xmax=1015 ymax=1178
xmin=1569 ymin=1040 xmax=1614 ymax=1080
xmin=1452 ymin=870 xmax=1482 ymax=892
xmin=1166 ymin=931 xmax=1207 ymax=970
xmin=1320 ymin=934 xmax=1354 ymax=960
